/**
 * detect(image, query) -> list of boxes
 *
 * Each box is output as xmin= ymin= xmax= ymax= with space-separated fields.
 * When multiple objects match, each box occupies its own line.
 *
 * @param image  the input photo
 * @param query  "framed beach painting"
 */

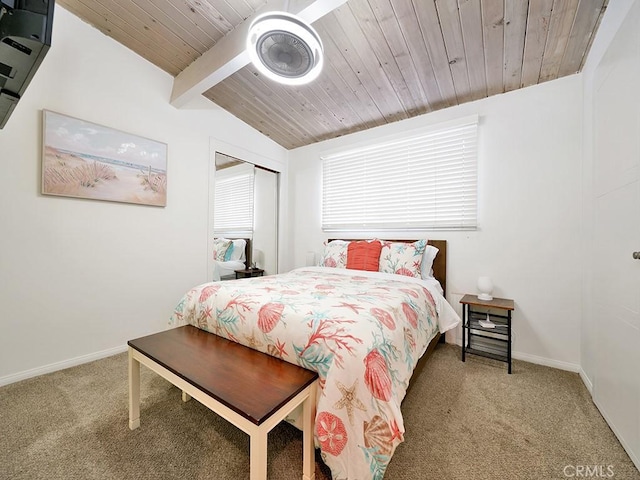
xmin=42 ymin=110 xmax=167 ymax=207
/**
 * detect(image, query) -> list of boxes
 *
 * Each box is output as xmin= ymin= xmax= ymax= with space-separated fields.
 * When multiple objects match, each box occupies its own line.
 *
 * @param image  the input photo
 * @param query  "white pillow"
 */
xmin=229 ymin=239 xmax=247 ymax=262
xmin=421 ymin=245 xmax=439 ymax=279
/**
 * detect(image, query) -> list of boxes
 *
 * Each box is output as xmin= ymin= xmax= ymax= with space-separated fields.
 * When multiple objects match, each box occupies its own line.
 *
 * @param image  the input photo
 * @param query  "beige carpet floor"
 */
xmin=0 ymin=344 xmax=638 ymax=480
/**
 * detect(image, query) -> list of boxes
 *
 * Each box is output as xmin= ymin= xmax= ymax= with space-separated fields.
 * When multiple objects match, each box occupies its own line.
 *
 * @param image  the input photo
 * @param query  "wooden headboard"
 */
xmin=242 ymin=238 xmax=252 ymax=270
xmin=328 ymin=239 xmax=447 ymax=297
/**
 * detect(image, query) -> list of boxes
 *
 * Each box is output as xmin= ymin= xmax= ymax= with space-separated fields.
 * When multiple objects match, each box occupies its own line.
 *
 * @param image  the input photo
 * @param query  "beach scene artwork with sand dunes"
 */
xmin=42 ymin=110 xmax=167 ymax=206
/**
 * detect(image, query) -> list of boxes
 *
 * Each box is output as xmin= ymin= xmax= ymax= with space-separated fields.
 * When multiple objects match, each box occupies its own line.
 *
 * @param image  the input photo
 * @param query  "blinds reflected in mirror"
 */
xmin=213 ymin=161 xmax=255 ymax=235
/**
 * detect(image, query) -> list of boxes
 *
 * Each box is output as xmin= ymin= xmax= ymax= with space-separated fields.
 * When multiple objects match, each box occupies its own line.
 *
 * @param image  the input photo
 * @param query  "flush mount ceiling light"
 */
xmin=246 ymin=11 xmax=324 ymax=86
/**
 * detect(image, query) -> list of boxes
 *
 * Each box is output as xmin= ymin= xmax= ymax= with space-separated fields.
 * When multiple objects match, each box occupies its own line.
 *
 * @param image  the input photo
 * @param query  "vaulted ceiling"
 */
xmin=57 ymin=0 xmax=608 ymax=150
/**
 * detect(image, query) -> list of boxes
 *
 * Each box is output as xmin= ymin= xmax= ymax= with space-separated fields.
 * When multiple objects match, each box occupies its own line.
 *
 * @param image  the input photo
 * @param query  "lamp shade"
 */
xmin=253 ymin=248 xmax=264 ymax=269
xmin=477 ymin=276 xmax=493 ymax=301
xmin=305 ymin=251 xmax=316 ymax=266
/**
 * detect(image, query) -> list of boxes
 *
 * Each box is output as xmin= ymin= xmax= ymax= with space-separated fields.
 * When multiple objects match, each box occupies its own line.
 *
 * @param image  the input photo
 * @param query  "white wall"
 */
xmin=0 ymin=6 xmax=287 ymax=384
xmin=287 ymin=76 xmax=584 ymax=369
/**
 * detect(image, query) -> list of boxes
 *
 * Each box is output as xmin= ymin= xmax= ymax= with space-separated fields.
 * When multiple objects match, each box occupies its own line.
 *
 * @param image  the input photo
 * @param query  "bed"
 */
xmin=212 ymin=238 xmax=251 ymax=281
xmin=170 ymin=239 xmax=460 ymax=480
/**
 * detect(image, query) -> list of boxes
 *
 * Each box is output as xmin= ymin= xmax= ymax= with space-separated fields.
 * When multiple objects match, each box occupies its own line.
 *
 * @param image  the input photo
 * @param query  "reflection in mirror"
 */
xmin=213 ymin=152 xmax=278 ymax=279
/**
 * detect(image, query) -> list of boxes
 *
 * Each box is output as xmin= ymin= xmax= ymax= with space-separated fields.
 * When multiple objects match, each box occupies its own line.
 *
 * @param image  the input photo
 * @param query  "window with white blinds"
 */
xmin=213 ymin=162 xmax=255 ymax=235
xmin=321 ymin=117 xmax=478 ymax=231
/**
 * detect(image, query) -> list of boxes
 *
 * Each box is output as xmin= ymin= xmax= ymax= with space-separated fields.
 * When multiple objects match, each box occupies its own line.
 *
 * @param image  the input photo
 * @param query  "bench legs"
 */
xmin=128 ymin=349 xmax=140 ymax=430
xmin=248 ymin=383 xmax=316 ymax=480
xmin=250 ymin=431 xmax=269 ymax=480
xmin=302 ymin=382 xmax=317 ymax=480
xmin=128 ymin=346 xmax=317 ymax=480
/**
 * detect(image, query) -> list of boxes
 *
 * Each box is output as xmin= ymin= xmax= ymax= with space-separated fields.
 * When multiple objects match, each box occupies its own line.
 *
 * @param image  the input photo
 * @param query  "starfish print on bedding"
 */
xmin=212 ymin=323 xmax=224 ymax=336
xmin=244 ymin=330 xmax=264 ymax=350
xmin=333 ymin=379 xmax=367 ymax=425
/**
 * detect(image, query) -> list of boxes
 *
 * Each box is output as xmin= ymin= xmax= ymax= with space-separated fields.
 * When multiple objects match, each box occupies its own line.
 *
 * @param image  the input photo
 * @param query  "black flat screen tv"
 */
xmin=0 ymin=0 xmax=54 ymax=129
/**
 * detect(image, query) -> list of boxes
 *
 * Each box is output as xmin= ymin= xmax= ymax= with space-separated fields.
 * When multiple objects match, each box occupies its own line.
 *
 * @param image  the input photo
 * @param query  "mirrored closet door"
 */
xmin=213 ymin=152 xmax=279 ymax=277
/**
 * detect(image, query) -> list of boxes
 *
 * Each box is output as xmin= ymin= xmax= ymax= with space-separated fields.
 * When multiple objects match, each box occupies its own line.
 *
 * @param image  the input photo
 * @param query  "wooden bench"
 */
xmin=128 ymin=325 xmax=319 ymax=480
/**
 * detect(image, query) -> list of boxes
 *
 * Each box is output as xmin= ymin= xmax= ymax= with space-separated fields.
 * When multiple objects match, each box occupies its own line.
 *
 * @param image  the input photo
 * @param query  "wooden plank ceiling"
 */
xmin=57 ymin=0 xmax=608 ymax=150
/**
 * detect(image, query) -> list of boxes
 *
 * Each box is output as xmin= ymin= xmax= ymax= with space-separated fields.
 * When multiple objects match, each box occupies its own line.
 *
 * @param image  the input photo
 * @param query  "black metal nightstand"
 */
xmin=234 ymin=268 xmax=265 ymax=279
xmin=460 ymin=294 xmax=515 ymax=373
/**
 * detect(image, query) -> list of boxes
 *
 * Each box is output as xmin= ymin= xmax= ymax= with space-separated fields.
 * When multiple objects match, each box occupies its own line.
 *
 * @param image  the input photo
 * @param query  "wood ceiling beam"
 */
xmin=170 ymin=0 xmax=347 ymax=108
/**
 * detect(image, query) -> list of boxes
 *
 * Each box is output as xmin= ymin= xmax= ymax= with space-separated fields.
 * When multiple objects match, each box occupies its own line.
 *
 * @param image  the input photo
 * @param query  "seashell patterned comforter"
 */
xmin=169 ymin=267 xmax=460 ymax=480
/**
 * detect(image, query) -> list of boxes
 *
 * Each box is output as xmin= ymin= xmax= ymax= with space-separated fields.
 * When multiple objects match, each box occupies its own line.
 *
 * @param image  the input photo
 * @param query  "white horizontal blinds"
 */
xmin=322 ymin=119 xmax=478 ymax=230
xmin=213 ymin=162 xmax=255 ymax=235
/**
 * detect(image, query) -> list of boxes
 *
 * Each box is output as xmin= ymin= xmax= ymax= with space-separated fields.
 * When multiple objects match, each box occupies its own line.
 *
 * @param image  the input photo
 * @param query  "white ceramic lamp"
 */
xmin=305 ymin=251 xmax=316 ymax=267
xmin=252 ymin=249 xmax=264 ymax=269
xmin=477 ymin=276 xmax=494 ymax=301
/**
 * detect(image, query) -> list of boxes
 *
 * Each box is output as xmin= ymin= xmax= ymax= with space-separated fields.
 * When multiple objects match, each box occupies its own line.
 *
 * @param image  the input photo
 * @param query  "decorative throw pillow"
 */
xmin=223 ymin=242 xmax=235 ymax=261
xmin=379 ymin=239 xmax=427 ymax=278
xmin=212 ymin=239 xmax=232 ymax=261
xmin=319 ymin=240 xmax=349 ymax=268
xmin=346 ymin=240 xmax=383 ymax=271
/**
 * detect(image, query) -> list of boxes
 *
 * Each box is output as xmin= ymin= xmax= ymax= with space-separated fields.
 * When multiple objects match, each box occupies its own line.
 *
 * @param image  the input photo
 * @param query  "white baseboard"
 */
xmin=578 ymin=368 xmax=593 ymax=393
xmin=0 ymin=345 xmax=128 ymax=387
xmin=511 ymin=351 xmax=581 ymax=373
xmin=594 ymin=397 xmax=640 ymax=472
xmin=447 ymin=337 xmax=581 ymax=373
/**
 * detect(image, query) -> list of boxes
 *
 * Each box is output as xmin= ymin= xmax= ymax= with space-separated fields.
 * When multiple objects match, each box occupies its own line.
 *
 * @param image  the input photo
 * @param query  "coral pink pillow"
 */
xmin=346 ymin=241 xmax=382 ymax=271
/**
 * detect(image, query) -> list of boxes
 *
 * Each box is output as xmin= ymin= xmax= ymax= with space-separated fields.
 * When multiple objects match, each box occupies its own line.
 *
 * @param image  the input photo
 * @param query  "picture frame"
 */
xmin=42 ymin=110 xmax=167 ymax=207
